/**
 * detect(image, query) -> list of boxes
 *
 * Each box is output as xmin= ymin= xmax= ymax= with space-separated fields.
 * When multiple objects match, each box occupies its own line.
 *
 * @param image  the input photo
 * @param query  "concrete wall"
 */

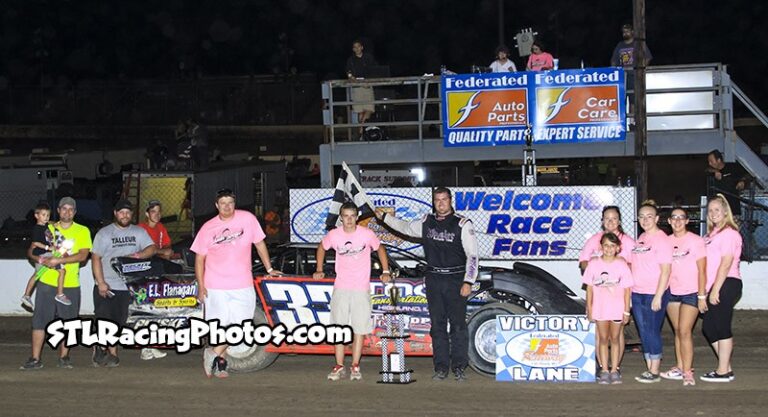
xmin=0 ymin=259 xmax=764 ymax=315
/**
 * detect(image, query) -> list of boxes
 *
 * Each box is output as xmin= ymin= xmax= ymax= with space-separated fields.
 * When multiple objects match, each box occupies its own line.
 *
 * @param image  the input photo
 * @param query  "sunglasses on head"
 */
xmin=216 ymin=188 xmax=236 ymax=199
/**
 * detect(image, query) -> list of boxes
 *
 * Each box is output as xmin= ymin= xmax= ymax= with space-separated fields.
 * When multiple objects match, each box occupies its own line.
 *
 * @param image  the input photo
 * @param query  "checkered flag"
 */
xmin=325 ymin=161 xmax=375 ymax=230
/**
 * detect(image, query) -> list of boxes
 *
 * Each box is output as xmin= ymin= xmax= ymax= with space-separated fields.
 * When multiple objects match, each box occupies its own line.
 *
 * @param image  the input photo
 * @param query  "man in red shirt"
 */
xmin=137 ymin=199 xmax=173 ymax=361
xmin=139 ymin=200 xmax=173 ymax=260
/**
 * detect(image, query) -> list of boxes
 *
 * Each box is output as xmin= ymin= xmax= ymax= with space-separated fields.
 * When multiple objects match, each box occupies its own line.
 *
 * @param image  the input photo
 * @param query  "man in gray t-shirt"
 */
xmin=91 ymin=199 xmax=156 ymax=367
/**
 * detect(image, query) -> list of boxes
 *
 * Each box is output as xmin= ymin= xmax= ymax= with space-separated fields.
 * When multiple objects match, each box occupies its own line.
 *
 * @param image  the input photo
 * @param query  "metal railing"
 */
xmin=321 ymin=75 xmax=443 ymax=144
xmin=322 ymin=63 xmax=731 ymax=145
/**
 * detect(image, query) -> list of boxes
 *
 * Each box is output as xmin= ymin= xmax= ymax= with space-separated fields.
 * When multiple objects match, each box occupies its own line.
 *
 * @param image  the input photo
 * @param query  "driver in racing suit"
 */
xmin=375 ymin=187 xmax=478 ymax=382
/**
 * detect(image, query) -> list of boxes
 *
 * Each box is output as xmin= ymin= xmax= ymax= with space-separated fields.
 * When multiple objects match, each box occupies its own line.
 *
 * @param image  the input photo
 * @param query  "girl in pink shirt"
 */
xmin=661 ymin=207 xmax=707 ymax=386
xmin=582 ymin=232 xmax=633 ymax=384
xmin=578 ymin=205 xmax=635 ymax=374
xmin=700 ymin=194 xmax=743 ymax=383
xmin=630 ymin=200 xmax=672 ymax=383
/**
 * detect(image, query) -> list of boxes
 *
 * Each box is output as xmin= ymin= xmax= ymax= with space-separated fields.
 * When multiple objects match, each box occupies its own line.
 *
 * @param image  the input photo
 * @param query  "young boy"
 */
xmin=21 ymin=202 xmax=71 ymax=310
xmin=313 ymin=202 xmax=391 ymax=381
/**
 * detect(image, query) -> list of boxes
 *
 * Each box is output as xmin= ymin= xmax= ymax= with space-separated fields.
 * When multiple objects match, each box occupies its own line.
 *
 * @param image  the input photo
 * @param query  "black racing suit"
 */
xmin=383 ymin=211 xmax=478 ymax=372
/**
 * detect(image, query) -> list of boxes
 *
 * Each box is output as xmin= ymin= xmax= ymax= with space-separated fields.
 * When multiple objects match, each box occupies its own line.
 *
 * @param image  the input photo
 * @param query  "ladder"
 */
xmin=121 ymin=171 xmax=141 ymax=221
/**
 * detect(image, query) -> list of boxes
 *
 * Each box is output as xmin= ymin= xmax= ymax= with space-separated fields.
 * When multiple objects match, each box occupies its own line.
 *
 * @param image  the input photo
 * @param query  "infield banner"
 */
xmin=496 ymin=315 xmax=596 ymax=382
xmin=442 ymin=67 xmax=626 ymax=147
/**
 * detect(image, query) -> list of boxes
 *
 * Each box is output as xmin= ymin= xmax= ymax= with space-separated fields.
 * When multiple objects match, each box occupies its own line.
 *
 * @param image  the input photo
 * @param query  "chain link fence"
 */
xmin=290 ymin=185 xmax=637 ymax=261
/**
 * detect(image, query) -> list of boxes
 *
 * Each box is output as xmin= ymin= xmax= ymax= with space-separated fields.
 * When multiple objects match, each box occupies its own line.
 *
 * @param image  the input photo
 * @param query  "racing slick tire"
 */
xmin=467 ymin=302 xmax=529 ymax=376
xmin=226 ymin=305 xmax=279 ymax=373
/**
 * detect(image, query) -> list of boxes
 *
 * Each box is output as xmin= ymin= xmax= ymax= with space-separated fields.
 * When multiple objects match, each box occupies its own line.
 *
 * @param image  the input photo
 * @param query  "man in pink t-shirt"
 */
xmin=314 ymin=202 xmax=391 ymax=381
xmin=190 ymin=188 xmax=280 ymax=378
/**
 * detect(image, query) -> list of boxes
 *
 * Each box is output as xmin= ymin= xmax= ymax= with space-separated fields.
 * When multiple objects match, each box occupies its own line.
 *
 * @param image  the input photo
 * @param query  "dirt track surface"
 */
xmin=1 ymin=311 xmax=767 ymax=417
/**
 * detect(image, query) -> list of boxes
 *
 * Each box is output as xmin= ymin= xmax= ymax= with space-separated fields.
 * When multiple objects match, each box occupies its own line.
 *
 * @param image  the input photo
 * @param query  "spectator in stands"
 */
xmin=489 ymin=45 xmax=517 ymax=73
xmin=346 ymin=39 xmax=376 ymax=138
xmin=610 ymin=24 xmax=652 ymax=98
xmin=706 ymin=149 xmax=749 ymax=219
xmin=526 ymin=41 xmax=554 ymax=71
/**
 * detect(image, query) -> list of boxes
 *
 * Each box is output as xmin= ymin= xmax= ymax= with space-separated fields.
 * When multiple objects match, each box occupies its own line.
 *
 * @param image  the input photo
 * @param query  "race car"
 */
xmin=113 ymin=243 xmax=584 ymax=376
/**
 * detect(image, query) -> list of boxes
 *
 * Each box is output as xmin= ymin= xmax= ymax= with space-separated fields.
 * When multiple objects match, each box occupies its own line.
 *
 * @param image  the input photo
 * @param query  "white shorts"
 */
xmin=204 ymin=287 xmax=256 ymax=326
xmin=329 ymin=288 xmax=373 ymax=335
xmin=351 ymin=87 xmax=375 ymax=113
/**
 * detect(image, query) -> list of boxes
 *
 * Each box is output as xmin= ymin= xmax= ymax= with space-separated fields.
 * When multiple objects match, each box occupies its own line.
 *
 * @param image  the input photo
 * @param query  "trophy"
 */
xmin=378 ymin=280 xmax=415 ymax=384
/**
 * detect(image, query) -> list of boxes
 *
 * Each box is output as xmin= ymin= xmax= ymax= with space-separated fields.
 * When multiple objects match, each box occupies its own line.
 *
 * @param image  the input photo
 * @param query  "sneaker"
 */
xmin=327 ymin=365 xmax=346 ymax=381
xmin=141 ymin=348 xmax=167 ymax=360
xmin=349 ymin=364 xmax=362 ymax=381
xmin=104 ymin=354 xmax=120 ymax=368
xmin=700 ymin=370 xmax=733 ymax=383
xmin=203 ymin=348 xmax=216 ymax=378
xmin=57 ymin=356 xmax=73 ymax=369
xmin=92 ymin=347 xmax=107 ymax=367
xmin=660 ymin=366 xmax=683 ymax=380
xmin=683 ymin=370 xmax=696 ymax=386
xmin=432 ymin=369 xmax=448 ymax=381
xmin=610 ymin=371 xmax=623 ymax=385
xmin=453 ymin=367 xmax=467 ymax=383
xmin=213 ymin=356 xmax=229 ymax=378
xmin=635 ymin=371 xmax=661 ymax=383
xmin=597 ymin=370 xmax=611 ymax=384
xmin=21 ymin=295 xmax=34 ymax=310
xmin=54 ymin=293 xmax=72 ymax=306
xmin=20 ymin=357 xmax=43 ymax=370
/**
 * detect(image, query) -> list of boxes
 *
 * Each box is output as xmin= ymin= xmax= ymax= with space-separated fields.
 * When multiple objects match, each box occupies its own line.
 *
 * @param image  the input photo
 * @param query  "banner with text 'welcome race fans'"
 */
xmin=441 ymin=68 xmax=626 ymax=147
xmin=290 ymin=186 xmax=636 ymax=260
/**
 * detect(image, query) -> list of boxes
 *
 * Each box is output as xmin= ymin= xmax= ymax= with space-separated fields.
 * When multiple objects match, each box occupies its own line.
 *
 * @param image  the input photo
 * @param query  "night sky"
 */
xmin=1 ymin=0 xmax=767 ymax=109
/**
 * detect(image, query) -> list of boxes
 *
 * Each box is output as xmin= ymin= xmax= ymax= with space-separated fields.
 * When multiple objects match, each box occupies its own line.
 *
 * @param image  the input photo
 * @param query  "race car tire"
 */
xmin=226 ymin=305 xmax=279 ymax=373
xmin=467 ymin=302 xmax=529 ymax=377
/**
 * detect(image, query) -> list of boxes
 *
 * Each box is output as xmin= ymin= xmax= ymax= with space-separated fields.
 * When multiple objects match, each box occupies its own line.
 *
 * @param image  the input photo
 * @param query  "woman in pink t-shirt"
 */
xmin=526 ymin=41 xmax=554 ymax=71
xmin=661 ymin=207 xmax=707 ymax=386
xmin=700 ymin=194 xmax=742 ymax=383
xmin=630 ymin=200 xmax=672 ymax=383
xmin=582 ymin=233 xmax=633 ymax=385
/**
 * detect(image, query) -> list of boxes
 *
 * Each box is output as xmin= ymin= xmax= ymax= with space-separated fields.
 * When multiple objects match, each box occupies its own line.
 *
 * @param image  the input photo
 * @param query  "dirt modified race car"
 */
xmin=114 ymin=243 xmax=584 ymax=376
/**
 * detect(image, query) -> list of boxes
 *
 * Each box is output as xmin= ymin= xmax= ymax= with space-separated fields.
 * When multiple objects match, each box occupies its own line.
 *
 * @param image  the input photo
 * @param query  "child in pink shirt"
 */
xmin=314 ymin=202 xmax=392 ymax=381
xmin=583 ymin=232 xmax=633 ymax=384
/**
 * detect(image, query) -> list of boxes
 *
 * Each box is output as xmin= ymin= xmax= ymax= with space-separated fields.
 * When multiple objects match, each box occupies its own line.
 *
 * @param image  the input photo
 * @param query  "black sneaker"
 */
xmin=213 ymin=356 xmax=229 ymax=378
xmin=20 ymin=357 xmax=43 ymax=370
xmin=453 ymin=367 xmax=467 ymax=383
xmin=104 ymin=354 xmax=120 ymax=368
xmin=57 ymin=356 xmax=73 ymax=369
xmin=432 ymin=369 xmax=448 ymax=381
xmin=700 ymin=370 xmax=733 ymax=383
xmin=92 ymin=347 xmax=107 ymax=367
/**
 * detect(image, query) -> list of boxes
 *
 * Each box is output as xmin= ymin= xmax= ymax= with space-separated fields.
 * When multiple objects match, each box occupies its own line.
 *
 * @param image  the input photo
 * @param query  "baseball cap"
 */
xmin=114 ymin=199 xmax=134 ymax=211
xmin=146 ymin=199 xmax=162 ymax=211
xmin=58 ymin=197 xmax=76 ymax=209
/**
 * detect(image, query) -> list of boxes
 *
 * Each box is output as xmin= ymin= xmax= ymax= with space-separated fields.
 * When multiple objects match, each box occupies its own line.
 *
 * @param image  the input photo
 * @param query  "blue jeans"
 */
xmin=631 ymin=290 xmax=670 ymax=361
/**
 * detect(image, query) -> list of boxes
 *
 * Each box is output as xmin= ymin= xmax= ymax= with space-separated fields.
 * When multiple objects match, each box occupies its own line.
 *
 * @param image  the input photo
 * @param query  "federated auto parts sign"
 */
xmin=441 ymin=67 xmax=626 ymax=147
xmin=289 ymin=186 xmax=635 ymax=260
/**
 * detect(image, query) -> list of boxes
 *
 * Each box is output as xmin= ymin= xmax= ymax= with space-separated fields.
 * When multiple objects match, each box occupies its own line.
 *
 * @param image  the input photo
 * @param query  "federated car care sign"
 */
xmin=496 ymin=315 xmax=595 ymax=382
xmin=441 ymin=68 xmax=626 ymax=147
xmin=290 ymin=186 xmax=635 ymax=260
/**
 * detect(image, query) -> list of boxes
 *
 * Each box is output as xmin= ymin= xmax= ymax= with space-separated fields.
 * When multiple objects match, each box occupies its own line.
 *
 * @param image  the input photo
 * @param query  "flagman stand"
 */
xmin=378 ymin=283 xmax=416 ymax=384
